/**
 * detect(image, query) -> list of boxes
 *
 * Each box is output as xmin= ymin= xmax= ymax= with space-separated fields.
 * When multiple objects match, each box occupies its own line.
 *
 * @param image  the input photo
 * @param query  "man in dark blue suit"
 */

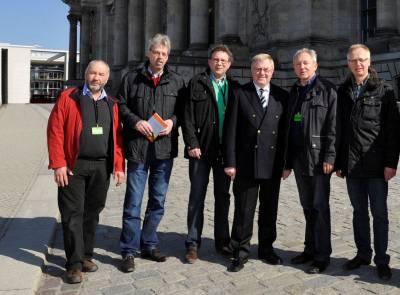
xmin=224 ymin=53 xmax=288 ymax=272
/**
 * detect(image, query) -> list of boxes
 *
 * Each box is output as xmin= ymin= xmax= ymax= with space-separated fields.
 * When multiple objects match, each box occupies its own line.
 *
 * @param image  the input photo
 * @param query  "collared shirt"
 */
xmin=148 ymin=67 xmax=163 ymax=78
xmin=253 ymin=82 xmax=270 ymax=107
xmin=210 ymin=73 xmax=228 ymax=142
xmin=351 ymin=74 xmax=369 ymax=100
xmin=83 ymin=83 xmax=108 ymax=101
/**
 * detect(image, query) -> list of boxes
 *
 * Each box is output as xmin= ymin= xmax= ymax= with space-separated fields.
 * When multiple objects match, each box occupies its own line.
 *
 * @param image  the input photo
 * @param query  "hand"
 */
xmin=224 ymin=167 xmax=236 ymax=180
xmin=336 ymin=170 xmax=344 ymax=178
xmin=384 ymin=167 xmax=396 ymax=182
xmin=188 ymin=148 xmax=201 ymax=159
xmin=114 ymin=171 xmax=125 ymax=186
xmin=159 ymin=119 xmax=173 ymax=136
xmin=323 ymin=162 xmax=333 ymax=174
xmin=282 ymin=169 xmax=292 ymax=180
xmin=54 ymin=166 xmax=73 ymax=187
xmin=135 ymin=120 xmax=153 ymax=137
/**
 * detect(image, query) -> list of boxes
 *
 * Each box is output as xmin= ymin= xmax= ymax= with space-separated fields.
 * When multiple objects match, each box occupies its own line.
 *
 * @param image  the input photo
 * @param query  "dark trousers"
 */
xmin=293 ymin=159 xmax=332 ymax=262
xmin=230 ymin=176 xmax=281 ymax=259
xmin=58 ymin=159 xmax=110 ymax=269
xmin=346 ymin=177 xmax=389 ymax=265
xmin=185 ymin=158 xmax=231 ymax=249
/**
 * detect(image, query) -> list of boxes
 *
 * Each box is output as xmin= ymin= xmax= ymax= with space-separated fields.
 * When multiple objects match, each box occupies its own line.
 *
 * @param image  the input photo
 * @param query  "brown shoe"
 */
xmin=82 ymin=259 xmax=98 ymax=272
xmin=185 ymin=247 xmax=198 ymax=264
xmin=66 ymin=268 xmax=82 ymax=284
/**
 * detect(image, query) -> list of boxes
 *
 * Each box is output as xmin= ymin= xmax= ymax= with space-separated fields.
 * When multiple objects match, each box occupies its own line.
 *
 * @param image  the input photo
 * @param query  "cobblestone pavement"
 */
xmin=0 ymin=104 xmax=51 ymax=239
xmin=37 ymin=137 xmax=400 ymax=294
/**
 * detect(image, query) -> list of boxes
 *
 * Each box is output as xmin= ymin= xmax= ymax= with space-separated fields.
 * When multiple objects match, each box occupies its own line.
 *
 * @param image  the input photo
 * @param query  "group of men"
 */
xmin=47 ymin=33 xmax=399 ymax=284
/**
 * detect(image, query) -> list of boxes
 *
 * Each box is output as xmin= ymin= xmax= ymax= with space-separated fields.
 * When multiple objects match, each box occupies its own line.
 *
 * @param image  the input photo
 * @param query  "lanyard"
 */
xmin=93 ymin=99 xmax=99 ymax=126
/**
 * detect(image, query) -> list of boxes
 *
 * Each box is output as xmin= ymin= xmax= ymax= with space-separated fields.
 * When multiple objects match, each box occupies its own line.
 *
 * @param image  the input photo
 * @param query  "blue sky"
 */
xmin=0 ymin=0 xmax=70 ymax=50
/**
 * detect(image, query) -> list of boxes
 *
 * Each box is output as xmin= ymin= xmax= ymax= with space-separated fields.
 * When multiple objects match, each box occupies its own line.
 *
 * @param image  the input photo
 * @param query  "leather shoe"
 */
xmin=141 ymin=248 xmax=167 ymax=262
xmin=291 ymin=252 xmax=313 ymax=265
xmin=120 ymin=255 xmax=135 ymax=273
xmin=65 ymin=268 xmax=82 ymax=284
xmin=342 ymin=256 xmax=371 ymax=270
xmin=185 ymin=247 xmax=198 ymax=264
xmin=82 ymin=259 xmax=98 ymax=272
xmin=259 ymin=251 xmax=283 ymax=265
xmin=306 ymin=261 xmax=329 ymax=274
xmin=227 ymin=257 xmax=248 ymax=272
xmin=377 ymin=264 xmax=392 ymax=281
xmin=216 ymin=245 xmax=233 ymax=258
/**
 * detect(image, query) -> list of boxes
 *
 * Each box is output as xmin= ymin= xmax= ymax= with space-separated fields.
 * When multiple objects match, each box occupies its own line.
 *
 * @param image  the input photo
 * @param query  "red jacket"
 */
xmin=47 ymin=87 xmax=124 ymax=173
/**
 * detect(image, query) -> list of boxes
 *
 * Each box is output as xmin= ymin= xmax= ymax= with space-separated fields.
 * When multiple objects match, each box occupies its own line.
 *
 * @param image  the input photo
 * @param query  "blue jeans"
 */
xmin=120 ymin=157 xmax=173 ymax=257
xmin=185 ymin=158 xmax=231 ymax=249
xmin=346 ymin=177 xmax=389 ymax=265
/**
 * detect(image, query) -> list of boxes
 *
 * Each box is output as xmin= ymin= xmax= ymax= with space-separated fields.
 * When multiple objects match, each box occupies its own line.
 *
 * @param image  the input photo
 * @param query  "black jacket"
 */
xmin=224 ymin=82 xmax=288 ymax=179
xmin=181 ymin=69 xmax=240 ymax=162
xmin=285 ymin=76 xmax=338 ymax=175
xmin=116 ymin=62 xmax=186 ymax=163
xmin=336 ymin=70 xmax=400 ymax=177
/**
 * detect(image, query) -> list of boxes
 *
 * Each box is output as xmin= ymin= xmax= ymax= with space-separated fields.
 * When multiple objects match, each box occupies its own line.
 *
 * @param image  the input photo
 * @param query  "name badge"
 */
xmin=92 ymin=126 xmax=103 ymax=135
xmin=293 ymin=112 xmax=302 ymax=122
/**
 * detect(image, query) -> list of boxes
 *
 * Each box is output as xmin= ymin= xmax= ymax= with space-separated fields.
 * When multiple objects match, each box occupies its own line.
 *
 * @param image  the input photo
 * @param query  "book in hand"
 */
xmin=147 ymin=112 xmax=168 ymax=142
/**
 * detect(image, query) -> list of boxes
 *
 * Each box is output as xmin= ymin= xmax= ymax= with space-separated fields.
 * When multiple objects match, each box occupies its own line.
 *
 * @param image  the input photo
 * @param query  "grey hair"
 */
xmin=347 ymin=44 xmax=371 ymax=60
xmin=293 ymin=48 xmax=317 ymax=64
xmin=84 ymin=59 xmax=110 ymax=77
xmin=251 ymin=53 xmax=274 ymax=65
xmin=147 ymin=33 xmax=171 ymax=53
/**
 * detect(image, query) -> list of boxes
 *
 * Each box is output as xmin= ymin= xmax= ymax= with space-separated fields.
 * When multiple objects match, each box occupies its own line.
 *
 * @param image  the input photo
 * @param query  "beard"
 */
xmin=87 ymin=82 xmax=104 ymax=93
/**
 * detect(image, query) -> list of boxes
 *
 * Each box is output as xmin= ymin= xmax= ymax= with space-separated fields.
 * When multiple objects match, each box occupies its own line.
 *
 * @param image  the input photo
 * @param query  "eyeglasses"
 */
xmin=212 ymin=58 xmax=229 ymax=65
xmin=255 ymin=68 xmax=273 ymax=74
xmin=348 ymin=57 xmax=369 ymax=64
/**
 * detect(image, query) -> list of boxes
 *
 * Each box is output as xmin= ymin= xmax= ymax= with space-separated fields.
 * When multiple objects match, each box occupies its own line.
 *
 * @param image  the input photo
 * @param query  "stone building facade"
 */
xmin=63 ymin=0 xmax=400 ymax=94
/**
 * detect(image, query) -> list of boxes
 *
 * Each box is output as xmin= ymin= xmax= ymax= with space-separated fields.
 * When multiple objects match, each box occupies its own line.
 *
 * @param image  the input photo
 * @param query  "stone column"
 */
xmin=189 ymin=0 xmax=209 ymax=49
xmin=80 ymin=7 xmax=92 ymax=78
xmin=376 ymin=0 xmax=397 ymax=36
xmin=166 ymin=0 xmax=187 ymax=52
xmin=144 ymin=0 xmax=162 ymax=53
xmin=67 ymin=14 xmax=78 ymax=80
xmin=113 ymin=0 xmax=128 ymax=67
xmin=128 ymin=0 xmax=144 ymax=62
xmin=214 ymin=0 xmax=242 ymax=44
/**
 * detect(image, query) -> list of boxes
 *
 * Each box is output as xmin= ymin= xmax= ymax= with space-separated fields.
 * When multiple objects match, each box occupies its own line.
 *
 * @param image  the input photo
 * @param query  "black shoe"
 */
xmin=216 ymin=245 xmax=233 ymax=258
xmin=227 ymin=257 xmax=248 ymax=272
xmin=141 ymin=248 xmax=167 ymax=262
xmin=291 ymin=252 xmax=313 ymax=265
xmin=342 ymin=256 xmax=371 ymax=270
xmin=306 ymin=261 xmax=329 ymax=274
xmin=121 ymin=255 xmax=135 ymax=273
xmin=377 ymin=264 xmax=392 ymax=281
xmin=259 ymin=251 xmax=283 ymax=265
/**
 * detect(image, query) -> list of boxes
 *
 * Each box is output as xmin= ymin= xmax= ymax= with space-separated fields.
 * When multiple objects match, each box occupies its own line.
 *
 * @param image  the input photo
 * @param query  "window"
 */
xmin=361 ymin=0 xmax=377 ymax=43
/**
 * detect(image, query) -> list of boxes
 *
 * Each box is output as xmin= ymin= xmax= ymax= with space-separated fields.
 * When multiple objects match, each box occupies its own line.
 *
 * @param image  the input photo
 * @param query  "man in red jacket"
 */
xmin=47 ymin=60 xmax=124 ymax=284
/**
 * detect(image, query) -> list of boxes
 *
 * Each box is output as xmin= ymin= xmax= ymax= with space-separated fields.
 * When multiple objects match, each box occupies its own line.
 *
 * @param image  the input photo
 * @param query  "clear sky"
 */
xmin=0 ymin=0 xmax=70 ymax=50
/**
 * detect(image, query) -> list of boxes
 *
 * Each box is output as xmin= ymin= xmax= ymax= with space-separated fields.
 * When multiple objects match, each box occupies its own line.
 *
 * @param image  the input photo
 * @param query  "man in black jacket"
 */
xmin=283 ymin=48 xmax=338 ymax=274
xmin=224 ymin=53 xmax=288 ymax=272
xmin=182 ymin=45 xmax=240 ymax=263
xmin=337 ymin=44 xmax=399 ymax=280
xmin=117 ymin=34 xmax=185 ymax=272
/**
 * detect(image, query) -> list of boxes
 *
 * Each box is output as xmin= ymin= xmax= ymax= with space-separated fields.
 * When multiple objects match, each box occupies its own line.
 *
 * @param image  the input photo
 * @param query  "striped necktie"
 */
xmin=259 ymin=88 xmax=267 ymax=108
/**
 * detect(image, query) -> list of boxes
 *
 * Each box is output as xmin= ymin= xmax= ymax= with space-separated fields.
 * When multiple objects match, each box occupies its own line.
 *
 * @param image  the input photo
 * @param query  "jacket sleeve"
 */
xmin=170 ymin=76 xmax=186 ymax=128
xmin=47 ymin=92 xmax=67 ymax=169
xmin=223 ymin=87 xmax=240 ymax=168
xmin=116 ymin=73 xmax=143 ymax=129
xmin=113 ymin=103 xmax=125 ymax=173
xmin=383 ymin=86 xmax=400 ymax=169
xmin=323 ymin=86 xmax=338 ymax=165
xmin=181 ymin=78 xmax=200 ymax=149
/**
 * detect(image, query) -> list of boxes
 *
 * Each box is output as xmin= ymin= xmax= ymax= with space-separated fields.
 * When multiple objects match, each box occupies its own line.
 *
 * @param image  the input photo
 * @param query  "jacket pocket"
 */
xmin=362 ymin=97 xmax=381 ymax=120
